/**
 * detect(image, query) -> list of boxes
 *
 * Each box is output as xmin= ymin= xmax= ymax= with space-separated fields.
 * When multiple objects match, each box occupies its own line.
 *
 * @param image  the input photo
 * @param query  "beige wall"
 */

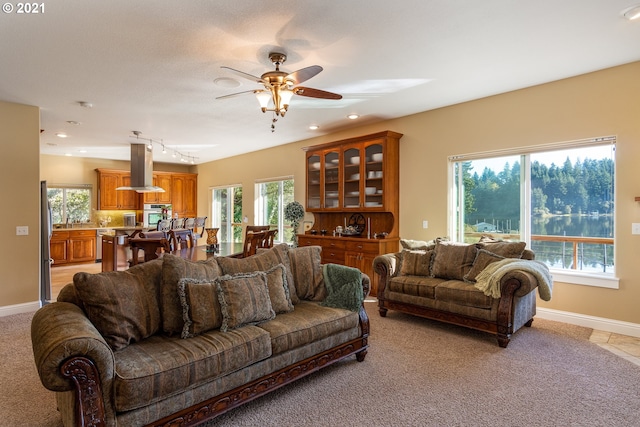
xmin=0 ymin=100 xmax=40 ymax=307
xmin=196 ymin=61 xmax=640 ymax=325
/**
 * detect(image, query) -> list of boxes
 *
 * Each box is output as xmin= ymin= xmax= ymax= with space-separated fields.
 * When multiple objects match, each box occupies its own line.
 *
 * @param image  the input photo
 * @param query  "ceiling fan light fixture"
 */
xmin=280 ymin=89 xmax=294 ymax=110
xmin=622 ymin=4 xmax=640 ymax=20
xmin=255 ymin=91 xmax=271 ymax=112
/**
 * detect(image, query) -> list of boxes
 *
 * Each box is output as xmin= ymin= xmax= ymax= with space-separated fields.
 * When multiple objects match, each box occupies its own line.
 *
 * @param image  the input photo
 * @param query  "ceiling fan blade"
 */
xmin=294 ymin=86 xmax=342 ymax=100
xmin=216 ymin=90 xmax=257 ymax=100
xmin=220 ymin=66 xmax=264 ymax=83
xmin=287 ymin=65 xmax=322 ymax=84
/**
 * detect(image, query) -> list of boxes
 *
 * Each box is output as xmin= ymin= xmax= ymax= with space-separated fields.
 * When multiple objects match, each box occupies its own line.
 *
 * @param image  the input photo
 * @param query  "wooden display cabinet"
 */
xmin=300 ymin=130 xmax=403 ymax=295
xmin=171 ymin=173 xmax=197 ymax=218
xmin=143 ymin=172 xmax=173 ymax=204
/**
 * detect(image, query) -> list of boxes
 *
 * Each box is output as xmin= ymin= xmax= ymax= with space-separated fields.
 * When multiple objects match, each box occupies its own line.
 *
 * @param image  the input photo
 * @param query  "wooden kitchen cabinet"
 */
xmin=51 ymin=229 xmax=96 ymax=266
xmin=143 ymin=172 xmax=172 ymax=204
xmin=171 ymin=173 xmax=197 ymax=218
xmin=96 ymin=169 xmax=140 ymax=210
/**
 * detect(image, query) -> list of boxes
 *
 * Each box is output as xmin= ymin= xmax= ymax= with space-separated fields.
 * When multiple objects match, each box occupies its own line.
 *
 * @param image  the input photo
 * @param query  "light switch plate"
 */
xmin=422 ymin=220 xmax=428 ymax=229
xmin=16 ymin=226 xmax=29 ymax=236
xmin=632 ymin=223 xmax=640 ymax=235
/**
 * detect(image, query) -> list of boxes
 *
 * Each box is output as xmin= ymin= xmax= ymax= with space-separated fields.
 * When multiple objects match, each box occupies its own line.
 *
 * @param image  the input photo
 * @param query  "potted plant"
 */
xmin=284 ymin=201 xmax=305 ymax=247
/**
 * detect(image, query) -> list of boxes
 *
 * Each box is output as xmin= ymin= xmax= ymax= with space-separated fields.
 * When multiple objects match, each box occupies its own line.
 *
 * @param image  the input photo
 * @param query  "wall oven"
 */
xmin=143 ymin=204 xmax=172 ymax=227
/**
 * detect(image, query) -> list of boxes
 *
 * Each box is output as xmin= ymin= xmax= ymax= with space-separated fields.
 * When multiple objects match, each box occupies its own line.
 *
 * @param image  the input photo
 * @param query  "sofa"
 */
xmin=373 ymin=237 xmax=552 ymax=347
xmin=31 ymin=244 xmax=369 ymax=426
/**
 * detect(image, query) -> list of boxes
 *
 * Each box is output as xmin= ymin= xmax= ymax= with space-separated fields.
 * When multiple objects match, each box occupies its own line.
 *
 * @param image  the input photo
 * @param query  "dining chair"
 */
xmin=129 ymin=236 xmax=171 ymax=265
xmin=169 ymin=229 xmax=194 ymax=251
xmin=191 ymin=216 xmax=207 ymax=242
xmin=242 ymin=230 xmax=269 ymax=258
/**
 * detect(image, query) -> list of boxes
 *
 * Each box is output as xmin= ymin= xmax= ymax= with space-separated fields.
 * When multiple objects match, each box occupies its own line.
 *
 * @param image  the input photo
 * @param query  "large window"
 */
xmin=255 ymin=177 xmax=294 ymax=244
xmin=450 ymin=137 xmax=616 ymax=287
xmin=211 ymin=185 xmax=243 ymax=243
xmin=47 ymin=185 xmax=92 ymax=224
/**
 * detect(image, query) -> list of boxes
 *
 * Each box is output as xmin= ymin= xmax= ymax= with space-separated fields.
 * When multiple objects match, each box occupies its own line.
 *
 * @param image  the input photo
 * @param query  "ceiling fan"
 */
xmin=217 ymin=52 xmax=342 ymax=129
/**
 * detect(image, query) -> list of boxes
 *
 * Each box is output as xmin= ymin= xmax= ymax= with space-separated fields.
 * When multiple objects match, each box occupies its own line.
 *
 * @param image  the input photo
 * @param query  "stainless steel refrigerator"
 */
xmin=40 ymin=180 xmax=52 ymax=305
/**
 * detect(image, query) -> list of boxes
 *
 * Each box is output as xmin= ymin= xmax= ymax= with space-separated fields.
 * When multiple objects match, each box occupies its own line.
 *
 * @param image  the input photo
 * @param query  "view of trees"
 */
xmin=464 ymin=156 xmax=614 ymax=235
xmin=47 ymin=188 xmax=91 ymax=224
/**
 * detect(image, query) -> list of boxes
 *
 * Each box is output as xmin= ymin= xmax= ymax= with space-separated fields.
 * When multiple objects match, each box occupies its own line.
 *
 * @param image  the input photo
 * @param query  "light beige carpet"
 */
xmin=4 ymin=302 xmax=640 ymax=426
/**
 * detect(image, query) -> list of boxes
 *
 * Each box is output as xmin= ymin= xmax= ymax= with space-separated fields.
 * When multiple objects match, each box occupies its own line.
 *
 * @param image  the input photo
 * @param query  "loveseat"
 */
xmin=31 ymin=244 xmax=369 ymax=426
xmin=373 ymin=237 xmax=552 ymax=347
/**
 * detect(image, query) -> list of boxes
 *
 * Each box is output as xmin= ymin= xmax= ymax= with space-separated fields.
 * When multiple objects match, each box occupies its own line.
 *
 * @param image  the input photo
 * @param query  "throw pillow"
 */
xmin=399 ymin=250 xmax=433 ymax=276
xmin=216 ymin=272 xmax=275 ymax=332
xmin=288 ymin=245 xmax=325 ymax=301
xmin=265 ymin=263 xmax=294 ymax=314
xmin=400 ymin=238 xmax=437 ymax=251
xmin=463 ymin=249 xmax=506 ymax=282
xmin=321 ymin=264 xmax=364 ymax=312
xmin=431 ymin=241 xmax=478 ymax=281
xmin=476 ymin=236 xmax=526 ymax=258
xmin=161 ymin=254 xmax=222 ymax=335
xmin=73 ymin=259 xmax=163 ymax=351
xmin=217 ymin=244 xmax=299 ymax=304
xmin=177 ymin=278 xmax=223 ymax=339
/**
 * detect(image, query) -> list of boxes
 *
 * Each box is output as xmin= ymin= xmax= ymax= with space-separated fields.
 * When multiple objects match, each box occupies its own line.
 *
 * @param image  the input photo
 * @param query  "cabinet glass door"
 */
xmin=364 ymin=143 xmax=384 ymax=208
xmin=323 ymin=150 xmax=340 ymax=209
xmin=343 ymin=147 xmax=362 ymax=209
xmin=307 ymin=154 xmax=321 ymax=209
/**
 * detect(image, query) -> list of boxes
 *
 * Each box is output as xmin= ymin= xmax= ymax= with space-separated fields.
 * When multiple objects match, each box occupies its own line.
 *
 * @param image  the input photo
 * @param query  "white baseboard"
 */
xmin=0 ymin=301 xmax=41 ymax=317
xmin=537 ymin=307 xmax=640 ymax=338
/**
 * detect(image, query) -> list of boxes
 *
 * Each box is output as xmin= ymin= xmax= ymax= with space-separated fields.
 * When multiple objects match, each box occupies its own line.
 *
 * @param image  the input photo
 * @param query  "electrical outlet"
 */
xmin=16 ymin=226 xmax=29 ymax=236
xmin=632 ymin=223 xmax=640 ymax=235
xmin=422 ymin=220 xmax=428 ymax=229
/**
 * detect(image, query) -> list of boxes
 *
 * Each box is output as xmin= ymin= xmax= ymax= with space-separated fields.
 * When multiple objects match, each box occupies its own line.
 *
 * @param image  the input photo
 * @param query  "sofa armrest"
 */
xmin=361 ymin=273 xmax=371 ymax=299
xmin=500 ymin=269 xmax=540 ymax=298
xmin=31 ymin=302 xmax=115 ymax=392
xmin=373 ymin=253 xmax=399 ymax=299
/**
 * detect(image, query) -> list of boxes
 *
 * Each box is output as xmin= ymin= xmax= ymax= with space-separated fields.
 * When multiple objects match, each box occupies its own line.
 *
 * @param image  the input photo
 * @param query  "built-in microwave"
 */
xmin=143 ymin=204 xmax=172 ymax=227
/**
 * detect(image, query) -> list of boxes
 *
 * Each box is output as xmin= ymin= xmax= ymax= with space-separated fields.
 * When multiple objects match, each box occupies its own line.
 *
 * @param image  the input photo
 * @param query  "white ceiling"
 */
xmin=2 ymin=0 xmax=639 ymax=164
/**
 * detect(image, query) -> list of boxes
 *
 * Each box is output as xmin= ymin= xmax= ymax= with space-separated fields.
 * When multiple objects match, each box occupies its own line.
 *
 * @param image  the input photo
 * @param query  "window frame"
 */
xmin=254 ymin=176 xmax=294 ymax=245
xmin=210 ymin=184 xmax=243 ymax=243
xmin=448 ymin=136 xmax=618 ymax=289
xmin=47 ymin=184 xmax=92 ymax=225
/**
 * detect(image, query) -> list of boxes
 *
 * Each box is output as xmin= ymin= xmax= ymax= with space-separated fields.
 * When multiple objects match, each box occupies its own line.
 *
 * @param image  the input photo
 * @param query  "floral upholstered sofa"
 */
xmin=31 ymin=244 xmax=369 ymax=426
xmin=373 ymin=237 xmax=552 ymax=347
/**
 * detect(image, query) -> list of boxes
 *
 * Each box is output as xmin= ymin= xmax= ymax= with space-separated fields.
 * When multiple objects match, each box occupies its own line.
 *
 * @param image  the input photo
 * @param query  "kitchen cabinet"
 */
xmin=143 ymin=172 xmax=173 ymax=204
xmin=298 ymin=234 xmax=399 ymax=296
xmin=96 ymin=169 xmax=140 ymax=210
xmin=51 ymin=229 xmax=96 ymax=266
xmin=171 ymin=173 xmax=197 ymax=218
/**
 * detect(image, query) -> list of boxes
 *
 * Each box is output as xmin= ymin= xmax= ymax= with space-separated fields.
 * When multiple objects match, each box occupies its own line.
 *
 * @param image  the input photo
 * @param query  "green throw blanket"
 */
xmin=321 ymin=263 xmax=364 ymax=312
xmin=474 ymin=258 xmax=553 ymax=301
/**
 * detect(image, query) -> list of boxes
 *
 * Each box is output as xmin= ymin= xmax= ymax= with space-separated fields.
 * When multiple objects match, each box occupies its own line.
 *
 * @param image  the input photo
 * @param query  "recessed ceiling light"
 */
xmin=622 ymin=4 xmax=640 ymax=20
xmin=66 ymin=120 xmax=81 ymax=125
xmin=64 ymin=153 xmax=72 ymax=157
xmin=56 ymin=132 xmax=68 ymax=138
xmin=347 ymin=114 xmax=360 ymax=120
xmin=46 ymin=142 xmax=57 ymax=146
xmin=78 ymin=149 xmax=87 ymax=153
xmin=78 ymin=101 xmax=93 ymax=108
xmin=309 ymin=125 xmax=319 ymax=130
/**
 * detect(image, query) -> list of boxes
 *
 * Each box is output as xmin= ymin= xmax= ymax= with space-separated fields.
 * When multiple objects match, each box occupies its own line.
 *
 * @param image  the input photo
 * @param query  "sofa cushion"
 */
xmin=73 ymin=259 xmax=162 ymax=351
xmin=177 ymin=278 xmax=223 ymax=338
xmin=476 ymin=236 xmax=527 ymax=258
xmin=388 ymin=275 xmax=441 ymax=299
xmin=161 ymin=254 xmax=222 ymax=336
xmin=431 ymin=241 xmax=477 ymax=281
xmin=257 ymin=301 xmax=359 ymax=356
xmin=216 ymin=272 xmax=276 ymax=332
xmin=434 ymin=280 xmax=494 ymax=309
xmin=288 ymin=245 xmax=325 ymax=301
xmin=400 ymin=238 xmax=441 ymax=251
xmin=399 ymin=250 xmax=433 ymax=276
xmin=265 ymin=263 xmax=294 ymax=314
xmin=217 ymin=244 xmax=299 ymax=304
xmin=463 ymin=249 xmax=506 ymax=283
xmin=113 ymin=326 xmax=272 ymax=412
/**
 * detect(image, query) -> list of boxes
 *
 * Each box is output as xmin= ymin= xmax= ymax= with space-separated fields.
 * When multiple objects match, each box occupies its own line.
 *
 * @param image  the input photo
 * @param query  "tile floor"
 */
xmin=53 ymin=266 xmax=640 ymax=367
xmin=589 ymin=330 xmax=640 ymax=367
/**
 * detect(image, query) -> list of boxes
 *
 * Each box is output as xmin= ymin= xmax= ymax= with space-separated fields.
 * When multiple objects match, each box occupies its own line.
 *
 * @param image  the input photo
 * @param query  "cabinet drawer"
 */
xmin=51 ymin=231 xmax=70 ymax=240
xmin=322 ymin=239 xmax=346 ymax=250
xmin=321 ymin=249 xmax=345 ymax=264
xmin=297 ymin=237 xmax=318 ymax=247
xmin=70 ymin=230 xmax=97 ymax=237
xmin=345 ymin=240 xmax=380 ymax=253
